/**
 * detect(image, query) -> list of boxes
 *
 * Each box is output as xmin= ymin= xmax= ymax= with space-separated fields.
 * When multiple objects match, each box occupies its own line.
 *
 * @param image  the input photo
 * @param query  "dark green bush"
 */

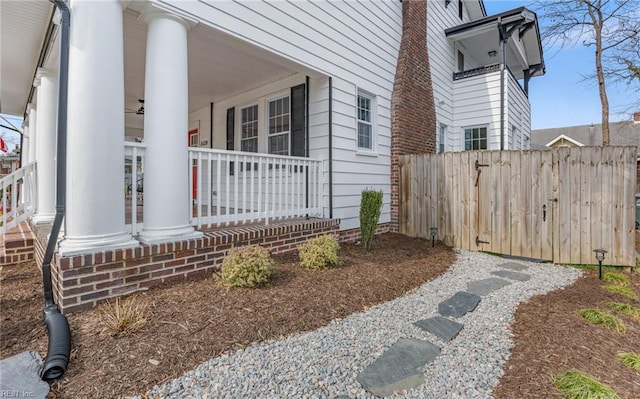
xmin=221 ymin=245 xmax=274 ymax=288
xmin=359 ymin=189 xmax=383 ymax=251
xmin=298 ymin=234 xmax=340 ymax=270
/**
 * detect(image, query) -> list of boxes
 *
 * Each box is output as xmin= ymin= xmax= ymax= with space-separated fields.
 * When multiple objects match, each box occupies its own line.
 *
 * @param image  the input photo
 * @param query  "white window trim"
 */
xmin=265 ymin=91 xmax=291 ymax=156
xmin=463 ymin=124 xmax=489 ymax=151
xmin=238 ymin=102 xmax=260 ymax=153
xmin=438 ymin=123 xmax=447 ymax=153
xmin=355 ymin=88 xmax=377 ymax=155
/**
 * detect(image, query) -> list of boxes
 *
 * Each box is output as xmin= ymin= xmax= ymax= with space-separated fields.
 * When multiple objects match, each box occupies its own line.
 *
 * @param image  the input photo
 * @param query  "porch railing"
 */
xmin=453 ymin=63 xmax=500 ymax=81
xmin=0 ymin=162 xmax=37 ymax=235
xmin=188 ymin=148 xmax=324 ymax=229
xmin=124 ymin=144 xmax=324 ymax=234
xmin=124 ymin=142 xmax=145 ymax=235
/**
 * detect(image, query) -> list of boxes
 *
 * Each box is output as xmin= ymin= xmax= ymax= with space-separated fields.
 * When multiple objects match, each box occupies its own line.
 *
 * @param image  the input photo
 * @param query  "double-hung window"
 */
xmin=240 ymin=105 xmax=258 ymax=153
xmin=357 ymin=91 xmax=374 ymax=151
xmin=464 ymin=126 xmax=488 ymax=150
xmin=268 ymin=96 xmax=290 ymax=155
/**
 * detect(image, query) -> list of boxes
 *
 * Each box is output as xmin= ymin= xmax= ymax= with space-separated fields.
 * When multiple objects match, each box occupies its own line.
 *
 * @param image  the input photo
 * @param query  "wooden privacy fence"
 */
xmin=399 ymin=147 xmax=637 ymax=266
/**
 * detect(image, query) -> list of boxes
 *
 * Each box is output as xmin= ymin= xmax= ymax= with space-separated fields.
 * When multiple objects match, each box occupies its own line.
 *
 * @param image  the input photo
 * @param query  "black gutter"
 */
xmin=328 ymin=77 xmax=333 ymax=219
xmin=39 ymin=0 xmax=71 ymax=384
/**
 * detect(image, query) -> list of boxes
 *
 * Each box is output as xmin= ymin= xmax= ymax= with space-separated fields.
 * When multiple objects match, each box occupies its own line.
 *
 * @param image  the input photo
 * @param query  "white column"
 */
xmin=21 ymin=121 xmax=30 ymax=166
xmin=138 ymin=9 xmax=201 ymax=244
xmin=32 ymin=69 xmax=58 ymax=224
xmin=58 ymin=0 xmax=138 ymax=255
xmin=27 ymin=105 xmax=37 ymax=165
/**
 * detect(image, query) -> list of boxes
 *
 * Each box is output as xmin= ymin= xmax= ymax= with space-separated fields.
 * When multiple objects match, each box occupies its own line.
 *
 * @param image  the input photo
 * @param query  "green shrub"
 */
xmin=602 ymin=272 xmax=630 ymax=286
xmin=552 ymin=370 xmax=619 ymax=399
xmin=298 ymin=235 xmax=340 ymax=270
xmin=617 ymin=352 xmax=640 ymax=372
xmin=359 ymin=189 xmax=383 ymax=252
xmin=221 ymin=245 xmax=274 ymax=288
xmin=607 ymin=302 xmax=640 ymax=323
xmin=577 ymin=309 xmax=625 ymax=333
xmin=602 ymin=284 xmax=637 ymax=299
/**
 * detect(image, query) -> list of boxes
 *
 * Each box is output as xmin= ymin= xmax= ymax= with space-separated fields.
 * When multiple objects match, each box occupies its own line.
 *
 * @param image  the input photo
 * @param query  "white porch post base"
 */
xmin=138 ymin=225 xmax=202 ymax=245
xmin=31 ymin=213 xmax=56 ymax=224
xmin=58 ymin=232 xmax=139 ymax=257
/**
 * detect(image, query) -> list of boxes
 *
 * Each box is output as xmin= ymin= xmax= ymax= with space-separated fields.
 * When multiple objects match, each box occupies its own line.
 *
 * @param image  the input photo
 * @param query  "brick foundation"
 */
xmin=33 ymin=218 xmax=339 ymax=313
xmin=0 ymin=222 xmax=35 ymax=265
xmin=390 ymin=0 xmax=437 ymax=232
xmin=338 ymin=223 xmax=392 ymax=244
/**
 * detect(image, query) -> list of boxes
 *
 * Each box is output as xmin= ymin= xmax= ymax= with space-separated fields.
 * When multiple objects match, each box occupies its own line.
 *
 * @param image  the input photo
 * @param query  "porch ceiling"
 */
xmin=0 ymin=1 xmax=54 ymax=117
xmin=123 ymin=9 xmax=301 ymax=128
xmin=446 ymin=7 xmax=545 ymax=80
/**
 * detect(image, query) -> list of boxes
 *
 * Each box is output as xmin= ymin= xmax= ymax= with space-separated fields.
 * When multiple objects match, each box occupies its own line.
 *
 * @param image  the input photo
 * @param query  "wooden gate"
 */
xmin=399 ymin=147 xmax=636 ymax=266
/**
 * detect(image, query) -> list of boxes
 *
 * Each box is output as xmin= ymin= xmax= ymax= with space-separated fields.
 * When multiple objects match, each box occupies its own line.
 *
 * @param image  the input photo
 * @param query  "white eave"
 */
xmin=546 ymin=134 xmax=585 ymax=147
xmin=0 ymin=1 xmax=55 ymax=117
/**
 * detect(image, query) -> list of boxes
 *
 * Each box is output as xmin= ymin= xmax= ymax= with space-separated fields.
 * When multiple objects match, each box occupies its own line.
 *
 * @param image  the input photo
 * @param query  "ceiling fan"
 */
xmin=125 ymin=99 xmax=144 ymax=115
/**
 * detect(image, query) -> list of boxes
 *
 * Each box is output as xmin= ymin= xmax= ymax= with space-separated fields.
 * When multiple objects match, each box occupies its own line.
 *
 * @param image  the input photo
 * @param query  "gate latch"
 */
xmin=474 ymin=160 xmax=490 ymax=187
xmin=543 ymin=204 xmax=547 ymax=222
xmin=475 ymin=236 xmax=490 ymax=246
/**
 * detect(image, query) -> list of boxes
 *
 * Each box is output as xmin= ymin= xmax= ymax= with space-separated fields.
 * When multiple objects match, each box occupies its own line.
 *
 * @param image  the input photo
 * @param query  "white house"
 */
xmin=0 ymin=0 xmax=544 ymax=312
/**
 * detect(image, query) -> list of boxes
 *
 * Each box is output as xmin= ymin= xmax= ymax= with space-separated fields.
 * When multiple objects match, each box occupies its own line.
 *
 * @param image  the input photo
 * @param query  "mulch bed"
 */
xmin=494 ymin=267 xmax=640 ymax=399
xmin=1 ymin=233 xmax=455 ymax=398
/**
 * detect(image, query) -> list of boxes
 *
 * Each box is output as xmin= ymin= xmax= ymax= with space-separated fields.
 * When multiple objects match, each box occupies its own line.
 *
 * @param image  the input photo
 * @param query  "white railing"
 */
xmin=124 ymin=144 xmax=324 ymax=234
xmin=188 ymin=148 xmax=324 ymax=228
xmin=124 ymin=142 xmax=145 ymax=235
xmin=0 ymin=162 xmax=37 ymax=235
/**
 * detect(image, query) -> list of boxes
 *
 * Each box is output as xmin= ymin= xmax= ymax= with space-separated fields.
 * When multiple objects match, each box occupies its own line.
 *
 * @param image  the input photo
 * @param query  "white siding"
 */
xmin=507 ymin=72 xmax=531 ymax=149
xmin=453 ymin=70 xmax=502 ymax=150
xmin=158 ymin=0 xmax=401 ymax=230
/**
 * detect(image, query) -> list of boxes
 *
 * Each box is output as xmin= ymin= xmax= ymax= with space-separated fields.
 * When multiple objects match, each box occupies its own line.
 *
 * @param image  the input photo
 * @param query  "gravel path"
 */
xmin=144 ymin=250 xmax=582 ymax=399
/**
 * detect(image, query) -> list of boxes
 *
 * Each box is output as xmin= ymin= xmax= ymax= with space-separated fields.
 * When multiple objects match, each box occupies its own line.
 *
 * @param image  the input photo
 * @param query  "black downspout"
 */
xmin=305 ymin=76 xmax=310 ymax=216
xmin=40 ymin=0 xmax=71 ymax=384
xmin=328 ymin=77 xmax=333 ymax=219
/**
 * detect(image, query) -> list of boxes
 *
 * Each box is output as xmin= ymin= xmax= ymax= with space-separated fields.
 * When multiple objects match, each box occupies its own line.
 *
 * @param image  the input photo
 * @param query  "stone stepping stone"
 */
xmin=491 ymin=270 xmax=531 ymax=281
xmin=356 ymin=338 xmax=440 ymax=397
xmin=498 ymin=261 xmax=529 ymax=271
xmin=0 ymin=351 xmax=49 ymax=399
xmin=438 ymin=291 xmax=481 ymax=318
xmin=413 ymin=316 xmax=464 ymax=342
xmin=467 ymin=277 xmax=512 ymax=296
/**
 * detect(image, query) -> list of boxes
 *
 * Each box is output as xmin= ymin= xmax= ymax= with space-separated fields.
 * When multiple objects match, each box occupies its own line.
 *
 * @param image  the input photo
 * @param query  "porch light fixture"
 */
xmin=488 ymin=50 xmax=498 ymax=58
xmin=445 ymin=0 xmax=452 ymax=8
xmin=430 ymin=227 xmax=438 ymax=247
xmin=593 ymin=249 xmax=607 ymax=279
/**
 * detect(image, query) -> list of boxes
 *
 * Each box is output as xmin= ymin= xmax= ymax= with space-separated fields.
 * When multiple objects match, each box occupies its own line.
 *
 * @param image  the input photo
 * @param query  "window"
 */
xmin=268 ymin=96 xmax=290 ymax=155
xmin=458 ymin=0 xmax=463 ymax=19
xmin=457 ymin=50 xmax=465 ymax=72
xmin=357 ymin=91 xmax=374 ymax=151
xmin=438 ymin=124 xmax=447 ymax=153
xmin=240 ymin=105 xmax=258 ymax=153
xmin=464 ymin=126 xmax=488 ymax=150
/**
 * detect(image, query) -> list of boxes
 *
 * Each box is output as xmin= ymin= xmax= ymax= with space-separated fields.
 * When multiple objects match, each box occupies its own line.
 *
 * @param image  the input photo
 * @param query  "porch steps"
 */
xmin=356 ymin=262 xmax=531 ymax=397
xmin=0 ymin=222 xmax=35 ymax=266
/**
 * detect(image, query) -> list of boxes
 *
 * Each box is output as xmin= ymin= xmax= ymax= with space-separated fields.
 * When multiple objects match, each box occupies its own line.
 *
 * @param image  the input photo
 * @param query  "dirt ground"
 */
xmin=3 ymin=232 xmax=639 ymax=398
xmin=1 ymin=233 xmax=455 ymax=398
xmin=494 ymin=267 xmax=640 ymax=399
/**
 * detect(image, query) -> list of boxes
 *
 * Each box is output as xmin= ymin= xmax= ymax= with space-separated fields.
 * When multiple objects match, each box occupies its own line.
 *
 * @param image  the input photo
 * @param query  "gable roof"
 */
xmin=545 ymin=134 xmax=585 ymax=147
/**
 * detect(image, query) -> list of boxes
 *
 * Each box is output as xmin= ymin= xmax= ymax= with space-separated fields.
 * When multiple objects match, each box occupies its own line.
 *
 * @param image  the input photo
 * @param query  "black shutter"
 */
xmin=227 ymin=107 xmax=235 ymax=175
xmin=290 ymin=83 xmax=306 ymax=157
xmin=226 ymin=107 xmax=235 ymax=150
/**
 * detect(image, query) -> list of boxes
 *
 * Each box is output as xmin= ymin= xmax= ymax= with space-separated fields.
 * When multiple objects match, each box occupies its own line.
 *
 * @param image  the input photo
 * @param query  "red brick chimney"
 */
xmin=390 ymin=0 xmax=436 ymax=232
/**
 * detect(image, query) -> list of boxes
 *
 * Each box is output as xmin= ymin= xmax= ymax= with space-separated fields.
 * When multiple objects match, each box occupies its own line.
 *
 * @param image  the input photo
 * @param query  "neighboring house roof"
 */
xmin=531 ymin=121 xmax=640 ymax=152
